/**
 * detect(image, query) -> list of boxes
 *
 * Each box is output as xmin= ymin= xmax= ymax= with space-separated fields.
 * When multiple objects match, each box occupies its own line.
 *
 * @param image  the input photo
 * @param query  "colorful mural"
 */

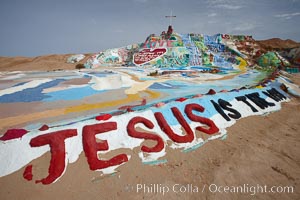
xmin=84 ymin=44 xmax=140 ymax=68
xmin=0 ymin=26 xmax=298 ymax=186
xmin=83 ymin=26 xmax=283 ymax=71
xmin=258 ymin=52 xmax=281 ymax=67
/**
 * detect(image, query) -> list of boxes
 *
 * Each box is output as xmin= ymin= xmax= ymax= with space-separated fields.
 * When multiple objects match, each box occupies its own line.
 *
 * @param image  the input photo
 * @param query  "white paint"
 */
xmin=42 ymin=84 xmax=86 ymax=93
xmin=0 ymin=79 xmax=52 ymax=96
xmin=0 ymin=72 xmax=25 ymax=80
xmin=138 ymin=151 xmax=166 ymax=163
xmin=0 ymin=87 xmax=289 ymax=183
xmin=90 ymin=75 xmax=124 ymax=91
xmin=278 ymin=76 xmax=300 ymax=97
xmin=0 ymin=131 xmax=49 ymax=177
xmin=67 ymin=54 xmax=85 ymax=64
xmin=99 ymin=159 xmax=130 ymax=174
xmin=77 ymin=70 xmax=137 ymax=91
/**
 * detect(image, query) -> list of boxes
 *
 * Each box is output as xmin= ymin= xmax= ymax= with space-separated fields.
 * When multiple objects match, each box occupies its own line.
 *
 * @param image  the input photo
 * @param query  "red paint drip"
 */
xmin=95 ymin=114 xmax=112 ymax=121
xmin=23 ymin=165 xmax=33 ymax=181
xmin=220 ymin=90 xmax=228 ymax=93
xmin=206 ymin=89 xmax=216 ymax=95
xmin=193 ymin=94 xmax=203 ymax=98
xmin=126 ymin=108 xmax=134 ymax=112
xmin=176 ymin=97 xmax=187 ymax=102
xmin=39 ymin=124 xmax=49 ymax=131
xmin=154 ymin=102 xmax=165 ymax=107
xmin=118 ymin=98 xmax=146 ymax=111
xmin=0 ymin=129 xmax=28 ymax=141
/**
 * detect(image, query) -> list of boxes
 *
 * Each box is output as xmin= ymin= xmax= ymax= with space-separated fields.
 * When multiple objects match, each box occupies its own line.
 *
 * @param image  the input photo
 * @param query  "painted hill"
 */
xmin=84 ymin=26 xmax=262 ymax=70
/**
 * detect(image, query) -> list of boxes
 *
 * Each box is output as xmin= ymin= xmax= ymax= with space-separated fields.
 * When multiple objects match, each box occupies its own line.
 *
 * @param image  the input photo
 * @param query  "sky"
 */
xmin=0 ymin=0 xmax=300 ymax=57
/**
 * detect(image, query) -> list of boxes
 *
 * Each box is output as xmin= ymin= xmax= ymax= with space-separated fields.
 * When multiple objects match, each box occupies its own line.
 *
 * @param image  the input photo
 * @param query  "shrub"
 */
xmin=75 ymin=63 xmax=85 ymax=69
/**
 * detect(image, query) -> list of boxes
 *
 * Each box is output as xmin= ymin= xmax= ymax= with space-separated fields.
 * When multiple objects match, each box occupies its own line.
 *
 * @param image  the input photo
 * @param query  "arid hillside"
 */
xmin=257 ymin=38 xmax=300 ymax=50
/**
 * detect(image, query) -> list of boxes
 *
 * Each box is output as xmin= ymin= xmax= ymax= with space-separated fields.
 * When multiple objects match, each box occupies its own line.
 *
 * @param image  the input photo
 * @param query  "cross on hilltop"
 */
xmin=165 ymin=10 xmax=176 ymax=26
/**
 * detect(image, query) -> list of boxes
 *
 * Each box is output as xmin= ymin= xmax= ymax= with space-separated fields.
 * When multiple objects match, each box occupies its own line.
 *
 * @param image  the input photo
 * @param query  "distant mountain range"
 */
xmin=257 ymin=38 xmax=300 ymax=49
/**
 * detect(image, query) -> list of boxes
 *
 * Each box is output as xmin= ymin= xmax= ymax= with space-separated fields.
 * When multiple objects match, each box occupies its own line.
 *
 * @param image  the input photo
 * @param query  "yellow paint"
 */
xmin=256 ymin=85 xmax=264 ymax=89
xmin=125 ymin=81 xmax=157 ymax=94
xmin=122 ymin=70 xmax=166 ymax=95
xmin=0 ymin=109 xmax=65 ymax=131
xmin=65 ymin=89 xmax=162 ymax=114
xmin=236 ymin=57 xmax=247 ymax=72
xmin=144 ymin=89 xmax=161 ymax=99
xmin=64 ymin=93 xmax=141 ymax=113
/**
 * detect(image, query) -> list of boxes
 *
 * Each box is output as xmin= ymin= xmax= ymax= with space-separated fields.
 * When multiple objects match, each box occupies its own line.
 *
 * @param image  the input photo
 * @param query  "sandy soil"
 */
xmin=0 ymin=53 xmax=92 ymax=71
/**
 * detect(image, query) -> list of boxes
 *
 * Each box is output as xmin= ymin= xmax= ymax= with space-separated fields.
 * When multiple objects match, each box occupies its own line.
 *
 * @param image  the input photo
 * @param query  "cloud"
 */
xmin=274 ymin=12 xmax=300 ymax=19
xmin=133 ymin=0 xmax=148 ymax=3
xmin=113 ymin=29 xmax=125 ymax=33
xmin=216 ymin=4 xmax=243 ymax=9
xmin=207 ymin=20 xmax=218 ymax=24
xmin=207 ymin=0 xmax=227 ymax=4
xmin=233 ymin=23 xmax=256 ymax=31
xmin=206 ymin=0 xmax=244 ymax=10
xmin=90 ymin=18 xmax=97 ymax=25
xmin=208 ymin=13 xmax=217 ymax=17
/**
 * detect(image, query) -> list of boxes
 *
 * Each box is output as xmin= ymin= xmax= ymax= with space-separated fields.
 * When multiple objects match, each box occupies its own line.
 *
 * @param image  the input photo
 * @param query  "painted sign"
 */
xmin=0 ymin=87 xmax=288 ymax=185
xmin=133 ymin=48 xmax=167 ymax=65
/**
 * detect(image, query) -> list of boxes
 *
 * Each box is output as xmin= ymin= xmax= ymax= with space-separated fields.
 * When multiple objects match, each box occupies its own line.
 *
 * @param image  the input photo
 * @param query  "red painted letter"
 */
xmin=154 ymin=107 xmax=194 ymax=143
xmin=185 ymin=103 xmax=219 ymax=135
xmin=82 ymin=122 xmax=128 ymax=170
xmin=29 ymin=129 xmax=77 ymax=184
xmin=127 ymin=116 xmax=164 ymax=152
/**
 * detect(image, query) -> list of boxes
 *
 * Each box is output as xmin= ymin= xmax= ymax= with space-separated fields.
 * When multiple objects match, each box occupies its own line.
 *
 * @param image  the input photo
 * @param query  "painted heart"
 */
xmin=134 ymin=48 xmax=167 ymax=65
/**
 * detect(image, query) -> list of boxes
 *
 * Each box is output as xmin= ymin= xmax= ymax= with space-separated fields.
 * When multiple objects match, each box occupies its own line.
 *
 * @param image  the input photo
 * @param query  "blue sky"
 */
xmin=0 ymin=0 xmax=299 ymax=57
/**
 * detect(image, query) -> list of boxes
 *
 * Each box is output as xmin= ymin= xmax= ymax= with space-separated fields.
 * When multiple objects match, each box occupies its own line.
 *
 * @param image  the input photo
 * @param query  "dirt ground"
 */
xmin=0 ymin=54 xmax=91 ymax=71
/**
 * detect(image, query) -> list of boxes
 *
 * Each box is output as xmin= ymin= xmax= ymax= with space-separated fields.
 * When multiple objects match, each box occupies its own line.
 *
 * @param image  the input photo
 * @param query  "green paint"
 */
xmin=143 ymin=159 xmax=168 ymax=165
xmin=183 ymin=141 xmax=206 ymax=153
